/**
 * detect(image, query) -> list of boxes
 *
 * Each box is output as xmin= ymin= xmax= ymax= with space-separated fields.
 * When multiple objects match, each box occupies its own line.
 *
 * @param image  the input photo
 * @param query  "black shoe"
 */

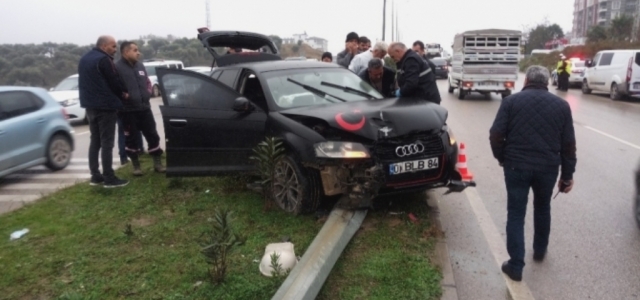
xmin=90 ymin=174 xmax=105 ymax=186
xmin=120 ymin=157 xmax=129 ymax=166
xmin=501 ymin=261 xmax=522 ymax=281
xmin=533 ymin=251 xmax=546 ymax=262
xmin=104 ymin=177 xmax=129 ymax=188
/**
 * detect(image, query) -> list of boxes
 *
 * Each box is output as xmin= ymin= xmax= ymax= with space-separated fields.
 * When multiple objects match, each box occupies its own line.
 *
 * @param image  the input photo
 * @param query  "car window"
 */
xmin=53 ymin=77 xmax=79 ymax=91
xmin=211 ymin=70 xmax=223 ymax=80
xmin=264 ymin=68 xmax=384 ymax=109
xmin=0 ymin=91 xmax=44 ymax=120
xmin=598 ymin=53 xmax=614 ymax=66
xmin=592 ymin=53 xmax=602 ymax=66
xmin=217 ymin=69 xmax=240 ymax=88
xmin=145 ymin=66 xmax=157 ymax=76
xmin=573 ymin=62 xmax=585 ymax=68
xmin=431 ymin=59 xmax=446 ymax=66
xmin=160 ymin=72 xmax=238 ymax=110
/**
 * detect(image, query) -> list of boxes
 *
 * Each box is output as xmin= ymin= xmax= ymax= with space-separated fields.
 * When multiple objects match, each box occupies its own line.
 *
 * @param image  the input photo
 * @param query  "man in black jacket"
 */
xmin=412 ymin=40 xmax=437 ymax=74
xmin=115 ymin=41 xmax=166 ymax=176
xmin=387 ymin=42 xmax=441 ymax=104
xmin=489 ymin=65 xmax=577 ymax=282
xmin=336 ymin=32 xmax=360 ymax=68
xmin=78 ymin=35 xmax=129 ymax=188
xmin=358 ymin=58 xmax=396 ymax=98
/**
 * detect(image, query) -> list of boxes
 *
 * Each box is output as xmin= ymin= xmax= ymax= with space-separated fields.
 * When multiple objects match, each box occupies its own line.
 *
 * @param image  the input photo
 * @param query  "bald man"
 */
xmin=78 ymin=35 xmax=130 ymax=188
xmin=387 ymin=42 xmax=441 ymax=104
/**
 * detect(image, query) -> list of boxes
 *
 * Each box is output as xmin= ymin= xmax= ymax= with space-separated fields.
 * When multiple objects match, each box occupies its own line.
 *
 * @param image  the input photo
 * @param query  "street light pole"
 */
xmin=382 ymin=0 xmax=387 ymax=41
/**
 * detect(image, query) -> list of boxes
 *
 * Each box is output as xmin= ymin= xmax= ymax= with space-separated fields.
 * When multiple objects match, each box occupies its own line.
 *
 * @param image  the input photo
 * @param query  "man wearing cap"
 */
xmin=387 ymin=42 xmax=441 ymax=104
xmin=556 ymin=54 xmax=571 ymax=91
xmin=336 ymin=32 xmax=360 ymax=68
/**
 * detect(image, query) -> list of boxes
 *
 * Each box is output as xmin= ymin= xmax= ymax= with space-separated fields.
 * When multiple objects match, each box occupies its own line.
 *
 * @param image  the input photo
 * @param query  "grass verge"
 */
xmin=0 ymin=156 xmax=442 ymax=299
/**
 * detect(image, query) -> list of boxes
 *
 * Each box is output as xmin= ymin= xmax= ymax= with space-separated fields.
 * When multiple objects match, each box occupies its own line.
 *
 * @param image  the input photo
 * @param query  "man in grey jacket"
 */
xmin=336 ymin=32 xmax=360 ymax=68
xmin=115 ymin=41 xmax=166 ymax=175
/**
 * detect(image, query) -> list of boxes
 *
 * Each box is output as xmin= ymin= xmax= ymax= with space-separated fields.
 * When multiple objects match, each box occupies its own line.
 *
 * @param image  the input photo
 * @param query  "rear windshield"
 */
xmin=431 ymin=59 xmax=446 ymax=66
xmin=573 ymin=62 xmax=585 ymax=67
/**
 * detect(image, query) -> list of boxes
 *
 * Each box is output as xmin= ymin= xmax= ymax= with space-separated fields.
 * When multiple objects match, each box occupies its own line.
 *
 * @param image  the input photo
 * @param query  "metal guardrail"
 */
xmin=271 ymin=208 xmax=368 ymax=300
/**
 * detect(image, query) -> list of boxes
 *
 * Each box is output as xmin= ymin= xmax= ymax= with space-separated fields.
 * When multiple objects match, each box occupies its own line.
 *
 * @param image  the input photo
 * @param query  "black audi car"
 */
xmin=156 ymin=29 xmax=474 ymax=214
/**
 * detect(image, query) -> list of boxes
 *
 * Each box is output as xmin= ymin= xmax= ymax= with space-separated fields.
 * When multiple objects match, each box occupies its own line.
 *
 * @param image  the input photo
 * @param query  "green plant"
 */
xmin=198 ymin=208 xmax=245 ymax=284
xmin=250 ymin=137 xmax=285 ymax=210
xmin=123 ymin=223 xmax=134 ymax=237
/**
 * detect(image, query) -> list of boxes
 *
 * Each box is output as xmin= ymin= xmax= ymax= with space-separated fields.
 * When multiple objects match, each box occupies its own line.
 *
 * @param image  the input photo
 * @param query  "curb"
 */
xmin=426 ymin=191 xmax=459 ymax=300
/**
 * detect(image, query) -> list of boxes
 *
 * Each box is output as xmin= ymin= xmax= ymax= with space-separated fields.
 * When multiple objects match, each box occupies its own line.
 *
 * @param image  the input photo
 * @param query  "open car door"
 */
xmin=156 ymin=67 xmax=267 ymax=177
xmin=196 ymin=29 xmax=282 ymax=67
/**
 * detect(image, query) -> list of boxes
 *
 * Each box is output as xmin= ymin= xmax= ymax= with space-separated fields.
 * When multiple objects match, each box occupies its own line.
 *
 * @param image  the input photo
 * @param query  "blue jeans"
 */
xmin=117 ymin=116 xmax=144 ymax=160
xmin=504 ymin=167 xmax=558 ymax=272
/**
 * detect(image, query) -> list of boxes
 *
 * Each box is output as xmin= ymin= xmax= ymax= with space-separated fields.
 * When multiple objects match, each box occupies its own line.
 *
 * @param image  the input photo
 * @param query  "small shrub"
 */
xmin=250 ymin=137 xmax=285 ymax=211
xmin=198 ymin=208 xmax=246 ymax=284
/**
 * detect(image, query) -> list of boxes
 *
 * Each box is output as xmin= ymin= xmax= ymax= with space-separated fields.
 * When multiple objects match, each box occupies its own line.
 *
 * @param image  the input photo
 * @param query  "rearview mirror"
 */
xmin=233 ymin=97 xmax=255 ymax=112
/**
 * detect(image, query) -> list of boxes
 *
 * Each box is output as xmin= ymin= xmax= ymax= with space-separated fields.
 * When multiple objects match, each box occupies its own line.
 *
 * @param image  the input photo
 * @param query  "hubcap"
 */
xmin=153 ymin=86 xmax=159 ymax=96
xmin=51 ymin=139 xmax=71 ymax=166
xmin=611 ymin=85 xmax=617 ymax=99
xmin=273 ymin=160 xmax=302 ymax=213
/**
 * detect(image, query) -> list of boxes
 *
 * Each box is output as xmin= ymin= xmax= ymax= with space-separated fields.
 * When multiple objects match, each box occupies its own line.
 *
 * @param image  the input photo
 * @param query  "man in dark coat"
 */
xmin=358 ymin=58 xmax=396 ymax=98
xmin=489 ymin=65 xmax=577 ymax=282
xmin=387 ymin=42 xmax=441 ymax=104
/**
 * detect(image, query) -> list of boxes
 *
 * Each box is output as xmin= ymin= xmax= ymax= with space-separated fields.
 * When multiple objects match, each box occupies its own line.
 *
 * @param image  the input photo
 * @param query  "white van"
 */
xmin=582 ymin=50 xmax=640 ymax=100
xmin=143 ymin=59 xmax=184 ymax=97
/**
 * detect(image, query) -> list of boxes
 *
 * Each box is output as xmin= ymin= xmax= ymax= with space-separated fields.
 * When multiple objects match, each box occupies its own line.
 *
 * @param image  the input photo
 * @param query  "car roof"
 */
xmin=0 ymin=86 xmax=48 ymax=92
xmin=144 ymin=60 xmax=183 ymax=66
xmin=219 ymin=60 xmax=342 ymax=73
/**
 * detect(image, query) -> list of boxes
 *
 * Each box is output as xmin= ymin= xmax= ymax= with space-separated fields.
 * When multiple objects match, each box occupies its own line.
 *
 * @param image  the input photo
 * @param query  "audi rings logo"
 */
xmin=395 ymin=142 xmax=425 ymax=157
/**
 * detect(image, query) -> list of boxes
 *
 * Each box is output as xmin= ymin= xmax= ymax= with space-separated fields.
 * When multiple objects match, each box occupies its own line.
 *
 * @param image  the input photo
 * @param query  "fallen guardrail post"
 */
xmin=271 ymin=207 xmax=367 ymax=300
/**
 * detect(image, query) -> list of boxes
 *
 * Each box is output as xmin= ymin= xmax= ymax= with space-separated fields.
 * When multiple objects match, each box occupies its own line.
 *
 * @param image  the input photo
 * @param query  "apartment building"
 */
xmin=572 ymin=0 xmax=640 ymax=39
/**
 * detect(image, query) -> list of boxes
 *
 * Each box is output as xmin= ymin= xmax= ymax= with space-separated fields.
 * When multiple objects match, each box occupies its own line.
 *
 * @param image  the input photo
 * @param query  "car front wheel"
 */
xmin=45 ymin=134 xmax=72 ymax=171
xmin=152 ymin=84 xmax=161 ymax=97
xmin=610 ymin=83 xmax=622 ymax=100
xmin=582 ymin=80 xmax=592 ymax=94
xmin=272 ymin=155 xmax=321 ymax=215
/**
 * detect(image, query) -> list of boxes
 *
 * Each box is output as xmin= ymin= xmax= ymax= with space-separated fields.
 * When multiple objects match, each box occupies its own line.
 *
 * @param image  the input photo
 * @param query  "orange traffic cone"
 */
xmin=456 ymin=142 xmax=474 ymax=181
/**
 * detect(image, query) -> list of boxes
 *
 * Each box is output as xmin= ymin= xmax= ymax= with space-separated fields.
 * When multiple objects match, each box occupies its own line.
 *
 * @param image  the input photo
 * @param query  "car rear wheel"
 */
xmin=582 ymin=80 xmax=592 ymax=94
xmin=45 ymin=134 xmax=72 ymax=171
xmin=152 ymin=84 xmax=161 ymax=97
xmin=447 ymin=79 xmax=454 ymax=93
xmin=272 ymin=155 xmax=321 ymax=215
xmin=610 ymin=83 xmax=622 ymax=100
xmin=458 ymin=88 xmax=466 ymax=100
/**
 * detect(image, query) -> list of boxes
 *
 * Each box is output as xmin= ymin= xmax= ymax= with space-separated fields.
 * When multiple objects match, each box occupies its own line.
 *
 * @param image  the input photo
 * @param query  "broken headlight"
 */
xmin=443 ymin=125 xmax=456 ymax=146
xmin=314 ymin=142 xmax=370 ymax=158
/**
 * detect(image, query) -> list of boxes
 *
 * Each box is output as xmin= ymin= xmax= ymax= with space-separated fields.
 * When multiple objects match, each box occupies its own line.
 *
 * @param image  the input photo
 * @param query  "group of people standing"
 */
xmin=318 ymin=32 xmax=442 ymax=104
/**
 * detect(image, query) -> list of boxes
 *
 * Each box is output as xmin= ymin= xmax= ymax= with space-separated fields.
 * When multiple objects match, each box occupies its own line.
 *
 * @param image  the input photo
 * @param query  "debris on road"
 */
xmin=9 ymin=228 xmax=29 ymax=241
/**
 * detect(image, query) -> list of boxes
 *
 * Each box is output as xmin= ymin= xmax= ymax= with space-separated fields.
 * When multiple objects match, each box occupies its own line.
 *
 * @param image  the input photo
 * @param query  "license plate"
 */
xmin=478 ymin=81 xmax=499 ymax=86
xmin=389 ymin=157 xmax=439 ymax=175
xmin=634 ymin=83 xmax=640 ymax=89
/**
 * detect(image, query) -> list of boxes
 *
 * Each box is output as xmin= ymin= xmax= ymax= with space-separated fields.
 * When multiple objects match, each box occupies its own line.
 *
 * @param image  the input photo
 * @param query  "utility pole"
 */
xmin=205 ymin=0 xmax=211 ymax=28
xmin=391 ymin=0 xmax=395 ymax=41
xmin=382 ymin=0 xmax=387 ymax=41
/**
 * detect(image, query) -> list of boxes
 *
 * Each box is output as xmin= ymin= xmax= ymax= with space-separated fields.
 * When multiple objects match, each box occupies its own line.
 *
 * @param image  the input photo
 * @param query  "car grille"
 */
xmin=373 ymin=133 xmax=444 ymax=161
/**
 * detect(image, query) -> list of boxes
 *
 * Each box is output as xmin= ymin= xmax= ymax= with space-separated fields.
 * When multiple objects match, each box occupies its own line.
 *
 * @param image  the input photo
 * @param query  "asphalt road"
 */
xmin=436 ymin=76 xmax=640 ymax=299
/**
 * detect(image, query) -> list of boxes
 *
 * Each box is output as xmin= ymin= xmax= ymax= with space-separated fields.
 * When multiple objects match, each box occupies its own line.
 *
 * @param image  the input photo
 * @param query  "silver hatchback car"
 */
xmin=0 ymin=86 xmax=74 ymax=177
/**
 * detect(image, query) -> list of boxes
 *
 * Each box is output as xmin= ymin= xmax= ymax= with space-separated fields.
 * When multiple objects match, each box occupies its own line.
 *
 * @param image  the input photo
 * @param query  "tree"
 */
xmin=524 ymin=23 xmax=565 ymax=54
xmin=148 ymin=39 xmax=169 ymax=55
xmin=268 ymin=35 xmax=283 ymax=50
xmin=587 ymin=25 xmax=608 ymax=43
xmin=609 ymin=14 xmax=634 ymax=41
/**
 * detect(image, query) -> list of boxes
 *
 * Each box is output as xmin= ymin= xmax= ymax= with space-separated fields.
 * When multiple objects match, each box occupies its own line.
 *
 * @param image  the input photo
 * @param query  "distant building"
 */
xmin=282 ymin=31 xmax=328 ymax=52
xmin=572 ymin=0 xmax=640 ymax=39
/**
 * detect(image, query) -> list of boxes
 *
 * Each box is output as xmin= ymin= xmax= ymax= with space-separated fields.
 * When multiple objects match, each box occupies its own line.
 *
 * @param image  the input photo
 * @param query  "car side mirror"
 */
xmin=585 ymin=60 xmax=592 ymax=67
xmin=233 ymin=97 xmax=255 ymax=112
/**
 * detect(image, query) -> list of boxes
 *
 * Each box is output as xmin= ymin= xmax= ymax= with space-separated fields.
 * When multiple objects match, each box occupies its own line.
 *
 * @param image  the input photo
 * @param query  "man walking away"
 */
xmin=387 ymin=42 xmax=441 ymax=104
xmin=489 ymin=65 xmax=577 ymax=281
xmin=78 ymin=35 xmax=129 ymax=188
xmin=115 ymin=41 xmax=166 ymax=176
xmin=336 ymin=32 xmax=360 ymax=68
xmin=358 ymin=58 xmax=396 ymax=98
xmin=556 ymin=54 xmax=571 ymax=91
xmin=349 ymin=41 xmax=388 ymax=75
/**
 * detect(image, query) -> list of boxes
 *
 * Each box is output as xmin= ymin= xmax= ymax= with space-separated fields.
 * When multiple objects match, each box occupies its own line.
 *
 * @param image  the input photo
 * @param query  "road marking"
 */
xmin=582 ymin=125 xmax=640 ymax=150
xmin=464 ymin=188 xmax=535 ymax=300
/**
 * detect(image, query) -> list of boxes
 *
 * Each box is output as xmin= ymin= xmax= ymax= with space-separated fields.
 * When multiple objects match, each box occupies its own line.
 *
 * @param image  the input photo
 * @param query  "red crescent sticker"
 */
xmin=335 ymin=113 xmax=365 ymax=131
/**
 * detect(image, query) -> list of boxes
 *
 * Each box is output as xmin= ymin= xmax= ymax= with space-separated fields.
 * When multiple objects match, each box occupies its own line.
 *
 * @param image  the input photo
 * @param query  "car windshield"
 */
xmin=432 ymin=59 xmax=446 ymax=66
xmin=264 ymin=69 xmax=384 ymax=109
xmin=53 ymin=77 xmax=78 ymax=91
xmin=573 ymin=62 xmax=585 ymax=67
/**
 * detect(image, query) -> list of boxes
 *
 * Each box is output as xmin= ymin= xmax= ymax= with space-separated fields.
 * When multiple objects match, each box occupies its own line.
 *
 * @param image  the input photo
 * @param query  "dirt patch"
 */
xmin=386 ymin=216 xmax=404 ymax=228
xmin=131 ymin=217 xmax=154 ymax=227
xmin=422 ymin=223 xmax=444 ymax=239
xmin=359 ymin=217 xmax=379 ymax=233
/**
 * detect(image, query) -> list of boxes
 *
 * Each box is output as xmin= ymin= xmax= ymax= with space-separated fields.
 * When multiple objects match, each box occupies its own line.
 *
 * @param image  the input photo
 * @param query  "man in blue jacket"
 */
xmin=78 ymin=35 xmax=129 ymax=188
xmin=115 ymin=41 xmax=166 ymax=176
xmin=489 ymin=65 xmax=577 ymax=281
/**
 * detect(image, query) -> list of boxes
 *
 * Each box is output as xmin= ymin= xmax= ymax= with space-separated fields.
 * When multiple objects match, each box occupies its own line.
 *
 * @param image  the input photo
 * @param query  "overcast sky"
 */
xmin=0 ymin=0 xmax=573 ymax=56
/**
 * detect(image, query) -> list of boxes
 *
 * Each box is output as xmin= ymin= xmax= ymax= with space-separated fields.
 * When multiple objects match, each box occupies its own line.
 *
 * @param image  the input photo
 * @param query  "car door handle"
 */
xmin=36 ymin=118 xmax=45 ymax=123
xmin=169 ymin=119 xmax=187 ymax=127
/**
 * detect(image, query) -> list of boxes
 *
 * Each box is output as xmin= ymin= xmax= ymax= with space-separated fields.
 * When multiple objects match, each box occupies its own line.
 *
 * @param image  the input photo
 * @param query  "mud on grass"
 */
xmin=0 ymin=156 xmax=322 ymax=300
xmin=317 ymin=192 xmax=443 ymax=300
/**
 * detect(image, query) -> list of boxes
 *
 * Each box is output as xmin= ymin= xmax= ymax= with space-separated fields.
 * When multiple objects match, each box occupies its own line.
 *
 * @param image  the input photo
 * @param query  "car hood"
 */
xmin=48 ymin=90 xmax=79 ymax=101
xmin=280 ymin=98 xmax=447 ymax=141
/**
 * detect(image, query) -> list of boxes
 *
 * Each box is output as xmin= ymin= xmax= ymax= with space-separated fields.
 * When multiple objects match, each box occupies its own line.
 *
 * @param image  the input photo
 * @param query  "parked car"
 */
xmin=143 ymin=59 xmax=185 ymax=97
xmin=184 ymin=66 xmax=215 ymax=75
xmin=551 ymin=58 xmax=586 ymax=88
xmin=48 ymin=74 xmax=87 ymax=124
xmin=156 ymin=29 xmax=474 ymax=215
xmin=0 ymin=87 xmax=74 ymax=178
xmin=582 ymin=49 xmax=640 ymax=100
xmin=430 ymin=58 xmax=449 ymax=79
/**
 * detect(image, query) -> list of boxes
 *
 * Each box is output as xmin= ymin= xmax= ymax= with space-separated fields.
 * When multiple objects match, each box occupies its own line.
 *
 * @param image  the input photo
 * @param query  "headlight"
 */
xmin=444 ymin=126 xmax=456 ymax=146
xmin=315 ymin=142 xmax=370 ymax=158
xmin=60 ymin=98 xmax=79 ymax=107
